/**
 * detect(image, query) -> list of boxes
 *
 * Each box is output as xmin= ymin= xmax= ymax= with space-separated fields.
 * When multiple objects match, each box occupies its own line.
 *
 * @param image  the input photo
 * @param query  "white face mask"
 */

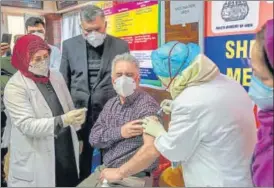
xmin=32 ymin=32 xmax=45 ymax=40
xmin=84 ymin=31 xmax=106 ymax=47
xmin=28 ymin=58 xmax=50 ymax=77
xmin=113 ymin=75 xmax=137 ymax=97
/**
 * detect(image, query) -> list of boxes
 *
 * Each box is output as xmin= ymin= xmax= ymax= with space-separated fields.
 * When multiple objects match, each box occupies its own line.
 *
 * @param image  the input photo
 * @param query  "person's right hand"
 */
xmin=121 ymin=120 xmax=143 ymax=138
xmin=100 ymin=168 xmax=123 ymax=183
xmin=160 ymin=99 xmax=172 ymax=115
xmin=61 ymin=108 xmax=87 ymax=126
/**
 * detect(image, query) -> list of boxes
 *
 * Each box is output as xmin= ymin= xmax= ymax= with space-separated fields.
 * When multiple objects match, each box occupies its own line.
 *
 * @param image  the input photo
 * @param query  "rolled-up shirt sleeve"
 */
xmin=137 ymin=95 xmax=161 ymax=119
xmin=154 ymin=104 xmax=201 ymax=162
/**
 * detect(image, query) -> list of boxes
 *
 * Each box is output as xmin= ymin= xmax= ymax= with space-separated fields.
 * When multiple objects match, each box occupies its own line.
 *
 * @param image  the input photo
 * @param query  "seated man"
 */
xmin=78 ymin=53 xmax=160 ymax=187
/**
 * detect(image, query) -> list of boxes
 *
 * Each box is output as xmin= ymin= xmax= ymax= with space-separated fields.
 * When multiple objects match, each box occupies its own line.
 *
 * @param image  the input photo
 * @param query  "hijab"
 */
xmin=265 ymin=19 xmax=273 ymax=69
xmin=11 ymin=34 xmax=51 ymax=83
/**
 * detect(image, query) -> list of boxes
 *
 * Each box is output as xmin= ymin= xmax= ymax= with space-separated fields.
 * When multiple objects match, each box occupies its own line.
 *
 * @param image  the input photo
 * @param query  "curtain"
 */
xmin=61 ymin=11 xmax=81 ymax=43
xmin=44 ymin=14 xmax=62 ymax=49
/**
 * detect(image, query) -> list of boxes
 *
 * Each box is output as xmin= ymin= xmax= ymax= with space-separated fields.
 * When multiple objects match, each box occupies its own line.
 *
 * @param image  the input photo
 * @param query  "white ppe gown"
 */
xmin=155 ymin=74 xmax=257 ymax=187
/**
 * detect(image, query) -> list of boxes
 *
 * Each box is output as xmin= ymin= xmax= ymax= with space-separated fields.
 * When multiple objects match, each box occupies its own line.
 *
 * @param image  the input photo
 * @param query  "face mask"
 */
xmin=32 ymin=32 xmax=45 ymax=40
xmin=85 ymin=31 xmax=106 ymax=47
xmin=113 ymin=75 xmax=136 ymax=97
xmin=248 ymin=75 xmax=274 ymax=111
xmin=28 ymin=58 xmax=50 ymax=77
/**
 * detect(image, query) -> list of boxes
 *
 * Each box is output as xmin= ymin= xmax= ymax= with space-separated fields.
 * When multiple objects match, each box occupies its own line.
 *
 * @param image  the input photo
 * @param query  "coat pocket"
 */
xmin=10 ymin=169 xmax=34 ymax=187
xmin=12 ymin=169 xmax=34 ymax=182
xmin=9 ymin=150 xmax=35 ymax=186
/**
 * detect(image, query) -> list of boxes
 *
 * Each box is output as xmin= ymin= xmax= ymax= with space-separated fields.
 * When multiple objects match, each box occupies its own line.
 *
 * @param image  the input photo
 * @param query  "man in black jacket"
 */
xmin=60 ymin=5 xmax=129 ymax=181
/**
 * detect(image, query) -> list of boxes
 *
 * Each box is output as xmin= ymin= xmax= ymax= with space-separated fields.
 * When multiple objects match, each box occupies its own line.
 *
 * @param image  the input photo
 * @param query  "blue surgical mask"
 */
xmin=248 ymin=75 xmax=273 ymax=111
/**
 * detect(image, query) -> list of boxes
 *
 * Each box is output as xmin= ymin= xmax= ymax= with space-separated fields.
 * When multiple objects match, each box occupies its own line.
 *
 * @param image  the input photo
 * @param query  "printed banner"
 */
xmin=211 ymin=1 xmax=260 ymax=34
xmin=205 ymin=1 xmax=273 ymax=91
xmin=105 ymin=1 xmax=158 ymax=37
xmin=205 ymin=34 xmax=254 ymax=91
xmin=170 ymin=1 xmax=203 ymax=25
xmin=96 ymin=1 xmax=162 ymax=89
xmin=205 ymin=1 xmax=273 ymax=37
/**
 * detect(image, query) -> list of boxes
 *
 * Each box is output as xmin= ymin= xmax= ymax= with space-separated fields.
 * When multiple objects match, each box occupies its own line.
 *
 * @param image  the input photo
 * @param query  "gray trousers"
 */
xmin=77 ymin=165 xmax=153 ymax=187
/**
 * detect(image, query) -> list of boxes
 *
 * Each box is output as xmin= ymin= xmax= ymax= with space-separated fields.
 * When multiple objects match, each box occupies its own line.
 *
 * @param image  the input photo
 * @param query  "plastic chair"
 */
xmin=152 ymin=155 xmax=184 ymax=187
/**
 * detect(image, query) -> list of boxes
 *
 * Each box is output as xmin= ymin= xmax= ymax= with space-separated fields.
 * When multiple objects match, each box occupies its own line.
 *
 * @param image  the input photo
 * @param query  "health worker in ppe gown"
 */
xmin=249 ymin=19 xmax=274 ymax=187
xmin=100 ymin=42 xmax=257 ymax=187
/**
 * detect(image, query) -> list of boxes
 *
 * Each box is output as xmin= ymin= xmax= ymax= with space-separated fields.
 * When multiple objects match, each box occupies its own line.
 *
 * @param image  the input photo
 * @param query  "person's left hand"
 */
xmin=100 ymin=168 xmax=123 ymax=183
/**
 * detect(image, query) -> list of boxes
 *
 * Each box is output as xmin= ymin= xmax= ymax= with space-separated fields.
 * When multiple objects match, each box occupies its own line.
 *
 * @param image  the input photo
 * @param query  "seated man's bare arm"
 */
xmin=100 ymin=116 xmax=163 ymax=182
xmin=118 ymin=130 xmax=161 ymax=178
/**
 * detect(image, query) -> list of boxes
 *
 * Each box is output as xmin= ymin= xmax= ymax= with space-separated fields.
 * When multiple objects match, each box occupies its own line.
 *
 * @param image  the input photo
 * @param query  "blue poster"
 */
xmin=205 ymin=34 xmax=255 ymax=91
xmin=140 ymin=68 xmax=162 ymax=88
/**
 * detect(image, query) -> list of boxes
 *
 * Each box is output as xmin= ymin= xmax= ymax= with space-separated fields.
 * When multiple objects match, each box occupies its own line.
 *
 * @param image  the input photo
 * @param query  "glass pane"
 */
xmin=7 ymin=15 xmax=25 ymax=50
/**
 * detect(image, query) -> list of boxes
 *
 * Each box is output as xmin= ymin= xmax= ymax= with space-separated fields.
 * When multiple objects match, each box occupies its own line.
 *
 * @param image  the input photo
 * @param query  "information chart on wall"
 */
xmin=96 ymin=1 xmax=162 ymax=89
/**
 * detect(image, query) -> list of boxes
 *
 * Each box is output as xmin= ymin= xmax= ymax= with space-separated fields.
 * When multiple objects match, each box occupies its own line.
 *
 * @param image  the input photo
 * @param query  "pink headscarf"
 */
xmin=264 ymin=19 xmax=273 ymax=69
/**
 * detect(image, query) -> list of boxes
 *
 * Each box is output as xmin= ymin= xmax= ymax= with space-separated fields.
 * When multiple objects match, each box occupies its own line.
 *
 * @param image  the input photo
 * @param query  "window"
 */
xmin=7 ymin=15 xmax=25 ymax=50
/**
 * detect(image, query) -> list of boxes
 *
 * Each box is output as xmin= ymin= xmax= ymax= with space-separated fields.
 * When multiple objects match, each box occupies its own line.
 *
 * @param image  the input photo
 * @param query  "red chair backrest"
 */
xmin=254 ymin=105 xmax=260 ymax=128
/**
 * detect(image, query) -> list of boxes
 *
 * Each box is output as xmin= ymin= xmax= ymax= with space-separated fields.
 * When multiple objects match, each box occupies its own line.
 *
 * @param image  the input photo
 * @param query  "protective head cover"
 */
xmin=248 ymin=19 xmax=274 ymax=111
xmin=151 ymin=41 xmax=220 ymax=99
xmin=264 ymin=19 xmax=273 ymax=69
xmin=11 ymin=34 xmax=51 ymax=83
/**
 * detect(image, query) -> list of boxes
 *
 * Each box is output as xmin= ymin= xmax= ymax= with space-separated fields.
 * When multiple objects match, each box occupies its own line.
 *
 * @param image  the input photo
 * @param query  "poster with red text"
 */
xmin=96 ymin=1 xmax=162 ymax=89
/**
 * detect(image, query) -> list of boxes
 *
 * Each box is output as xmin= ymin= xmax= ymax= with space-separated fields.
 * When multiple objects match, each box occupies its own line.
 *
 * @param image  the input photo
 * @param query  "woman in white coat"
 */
xmin=101 ymin=42 xmax=258 ymax=187
xmin=3 ymin=35 xmax=87 ymax=187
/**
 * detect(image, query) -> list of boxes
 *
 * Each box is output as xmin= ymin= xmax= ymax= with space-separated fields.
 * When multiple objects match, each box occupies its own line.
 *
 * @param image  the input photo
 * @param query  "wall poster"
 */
xmin=205 ymin=1 xmax=273 ymax=91
xmin=170 ymin=1 xmax=203 ymax=26
xmin=96 ymin=1 xmax=162 ymax=89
